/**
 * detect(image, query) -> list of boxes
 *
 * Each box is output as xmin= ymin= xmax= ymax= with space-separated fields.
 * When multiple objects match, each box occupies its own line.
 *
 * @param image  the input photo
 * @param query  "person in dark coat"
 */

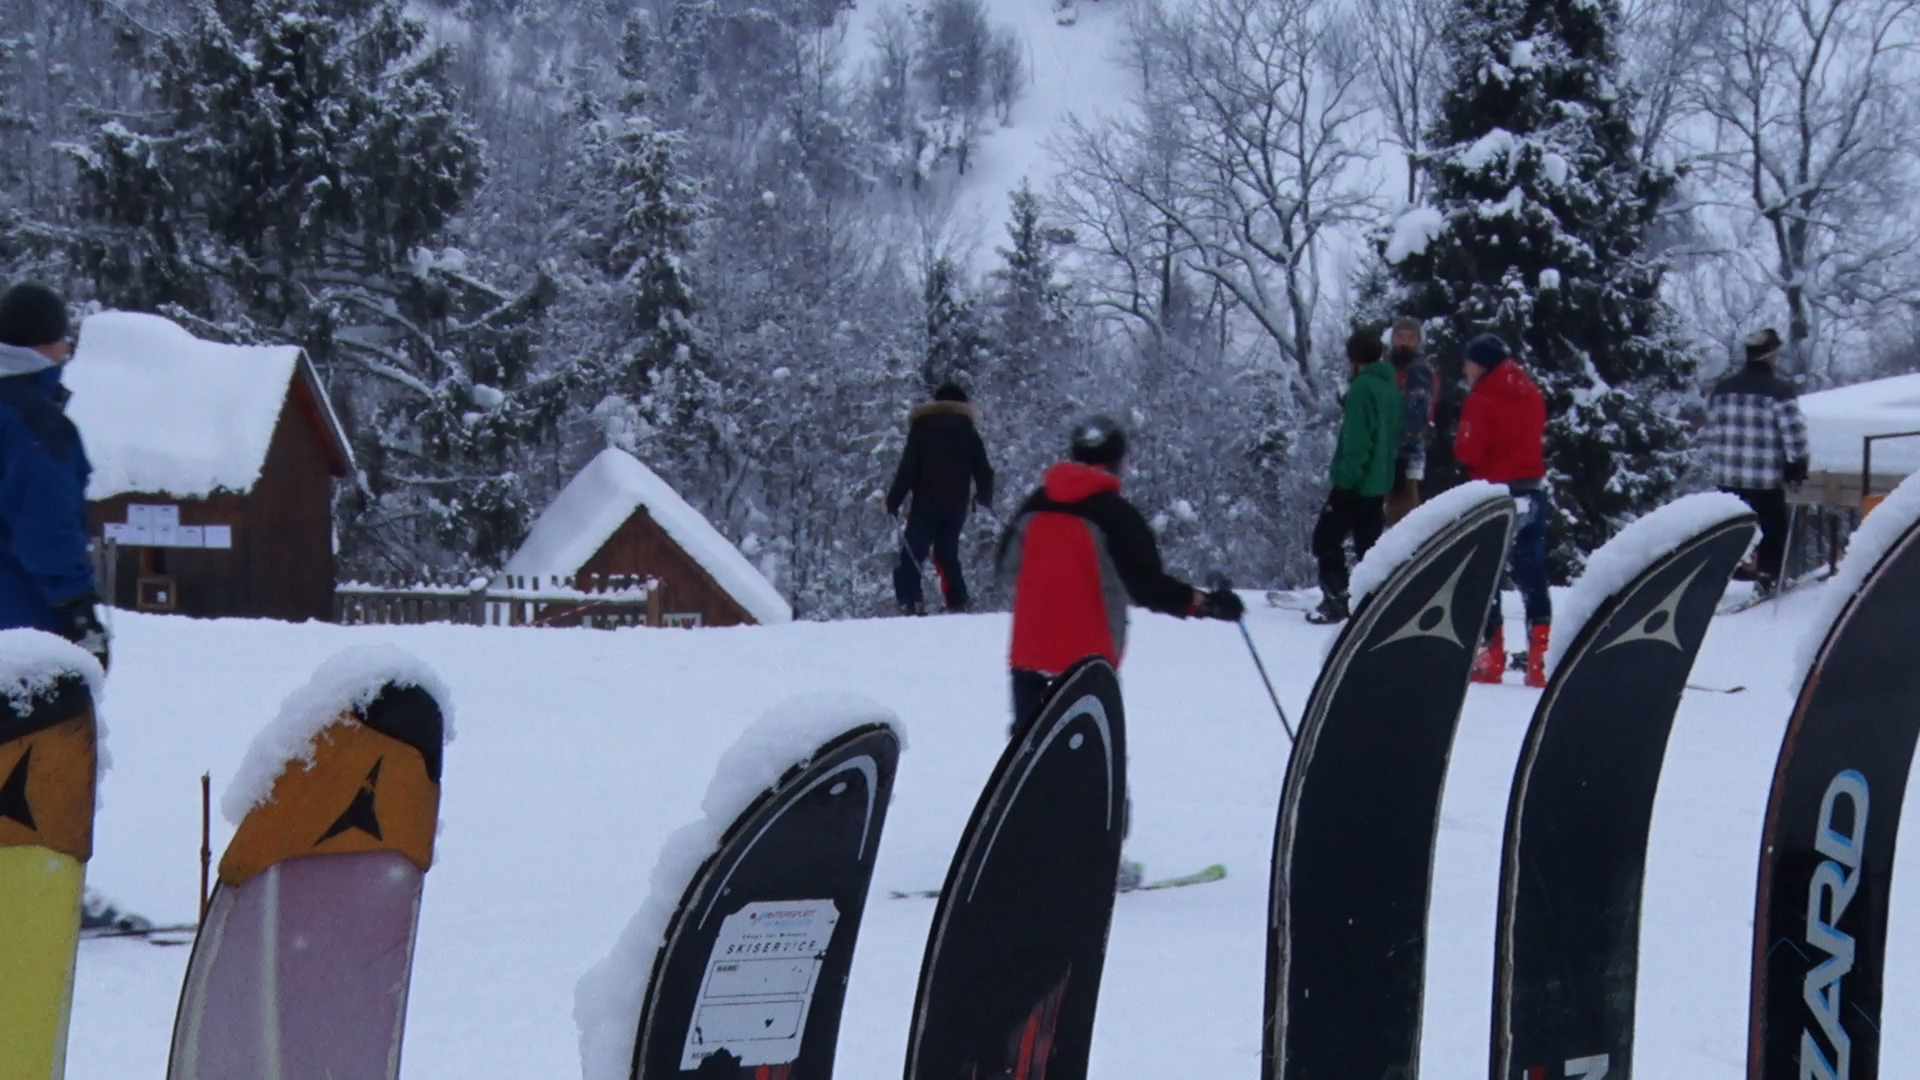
xmin=886 ymin=382 xmax=996 ymax=614
xmin=1385 ymin=316 xmax=1437 ymax=526
xmin=1703 ymin=328 xmax=1809 ymax=595
xmin=0 ymin=283 xmax=108 ymax=669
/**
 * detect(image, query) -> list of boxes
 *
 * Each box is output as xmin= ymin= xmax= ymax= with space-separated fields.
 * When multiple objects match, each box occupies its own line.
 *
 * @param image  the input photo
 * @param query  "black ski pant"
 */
xmin=1311 ymin=488 xmax=1385 ymax=599
xmin=1723 ymin=486 xmax=1790 ymax=582
xmin=894 ymin=510 xmax=969 ymax=611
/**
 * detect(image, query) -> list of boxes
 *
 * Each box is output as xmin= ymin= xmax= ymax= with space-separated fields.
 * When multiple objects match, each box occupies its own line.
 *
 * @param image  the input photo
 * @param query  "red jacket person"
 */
xmin=997 ymin=416 xmax=1241 ymax=733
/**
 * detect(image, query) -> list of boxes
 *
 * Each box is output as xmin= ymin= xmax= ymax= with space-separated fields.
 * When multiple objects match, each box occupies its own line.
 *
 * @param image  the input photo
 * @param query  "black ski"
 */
xmin=905 ymin=657 xmax=1125 ymax=1080
xmin=1265 ymin=489 xmax=1515 ymax=1080
xmin=629 ymin=723 xmax=900 ymax=1080
xmin=1749 ymin=493 xmax=1920 ymax=1080
xmin=1491 ymin=504 xmax=1755 ymax=1080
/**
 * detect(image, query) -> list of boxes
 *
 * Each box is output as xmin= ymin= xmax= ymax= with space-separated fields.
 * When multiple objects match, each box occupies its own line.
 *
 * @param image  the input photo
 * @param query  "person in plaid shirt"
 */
xmin=1703 ymin=328 xmax=1809 ymax=594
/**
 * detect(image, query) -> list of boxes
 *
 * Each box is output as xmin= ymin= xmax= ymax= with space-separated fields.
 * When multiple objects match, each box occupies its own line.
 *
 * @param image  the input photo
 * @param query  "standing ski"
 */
xmin=1491 ymin=495 xmax=1755 ymax=1080
xmin=1266 ymin=484 xmax=1515 ymax=1080
xmin=0 ymin=634 xmax=102 ymax=1080
xmin=1750 ymin=475 xmax=1920 ymax=1080
xmin=169 ymin=650 xmax=449 ymax=1080
xmin=617 ymin=718 xmax=900 ymax=1079
xmin=905 ymin=657 xmax=1125 ymax=1080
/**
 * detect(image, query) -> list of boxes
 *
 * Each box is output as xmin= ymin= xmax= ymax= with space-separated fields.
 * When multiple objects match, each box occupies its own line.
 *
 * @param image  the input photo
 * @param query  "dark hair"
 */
xmin=933 ymin=382 xmax=969 ymax=403
xmin=1069 ymin=415 xmax=1127 ymax=467
xmin=1346 ymin=326 xmax=1385 ymax=367
xmin=0 ymin=283 xmax=70 ymax=349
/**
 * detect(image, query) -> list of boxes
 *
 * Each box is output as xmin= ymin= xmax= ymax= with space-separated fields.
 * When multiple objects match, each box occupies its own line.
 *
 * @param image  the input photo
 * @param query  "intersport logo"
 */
xmin=1801 ymin=769 xmax=1869 ymax=1080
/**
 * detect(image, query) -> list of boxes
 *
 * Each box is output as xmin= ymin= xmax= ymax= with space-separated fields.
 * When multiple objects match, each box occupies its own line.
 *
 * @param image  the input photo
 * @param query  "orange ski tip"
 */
xmin=219 ymin=716 xmax=440 ymax=886
xmin=0 ymin=709 xmax=98 ymax=863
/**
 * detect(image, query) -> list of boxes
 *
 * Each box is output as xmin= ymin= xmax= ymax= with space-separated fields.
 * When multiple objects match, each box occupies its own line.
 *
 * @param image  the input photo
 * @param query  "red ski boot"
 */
xmin=1471 ymin=627 xmax=1505 ymax=684
xmin=1525 ymin=623 xmax=1550 ymax=688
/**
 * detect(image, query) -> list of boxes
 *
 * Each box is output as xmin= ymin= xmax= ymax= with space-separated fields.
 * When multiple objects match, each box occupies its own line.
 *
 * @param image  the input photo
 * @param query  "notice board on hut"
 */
xmin=67 ymin=312 xmax=354 ymax=621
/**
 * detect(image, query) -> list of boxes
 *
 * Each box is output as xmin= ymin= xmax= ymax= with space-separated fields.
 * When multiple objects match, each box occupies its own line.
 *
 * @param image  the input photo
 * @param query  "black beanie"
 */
xmin=1745 ymin=328 xmax=1782 ymax=365
xmin=1069 ymin=415 xmax=1127 ymax=467
xmin=0 ymin=284 xmax=70 ymax=349
xmin=933 ymin=381 xmax=969 ymax=404
xmin=1465 ymin=333 xmax=1510 ymax=370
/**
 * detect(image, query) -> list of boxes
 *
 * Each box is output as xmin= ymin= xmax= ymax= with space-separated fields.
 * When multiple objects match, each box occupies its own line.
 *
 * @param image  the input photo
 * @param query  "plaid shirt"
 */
xmin=1705 ymin=363 xmax=1809 ymax=489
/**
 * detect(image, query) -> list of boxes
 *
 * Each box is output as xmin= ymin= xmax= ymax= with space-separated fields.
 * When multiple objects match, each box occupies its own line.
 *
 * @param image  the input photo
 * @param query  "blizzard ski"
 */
xmin=0 ymin=637 xmax=101 ymax=1080
xmin=905 ymin=657 xmax=1125 ymax=1080
xmin=1749 ymin=476 xmax=1920 ymax=1080
xmin=169 ymin=655 xmax=448 ymax=1080
xmin=620 ymin=720 xmax=900 ymax=1079
xmin=1491 ymin=495 xmax=1754 ymax=1080
xmin=1265 ymin=484 xmax=1515 ymax=1080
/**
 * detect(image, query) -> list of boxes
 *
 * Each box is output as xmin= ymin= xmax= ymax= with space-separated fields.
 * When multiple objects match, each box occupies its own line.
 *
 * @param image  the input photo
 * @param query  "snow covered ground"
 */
xmin=65 ymin=584 xmax=1920 ymax=1078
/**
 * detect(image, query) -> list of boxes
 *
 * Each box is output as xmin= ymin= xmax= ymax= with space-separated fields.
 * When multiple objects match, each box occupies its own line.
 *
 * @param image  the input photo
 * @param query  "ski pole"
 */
xmin=1209 ymin=575 xmax=1296 ymax=741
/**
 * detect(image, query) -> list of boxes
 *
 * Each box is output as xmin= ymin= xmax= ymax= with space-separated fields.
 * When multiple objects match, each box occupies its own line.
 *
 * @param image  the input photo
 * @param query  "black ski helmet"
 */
xmin=1069 ymin=415 xmax=1128 ymax=467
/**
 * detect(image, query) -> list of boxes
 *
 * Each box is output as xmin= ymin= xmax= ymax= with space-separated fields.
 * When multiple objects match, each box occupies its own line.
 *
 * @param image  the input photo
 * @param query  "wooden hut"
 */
xmin=67 ymin=312 xmax=354 ymax=621
xmin=504 ymin=448 xmax=792 ymax=627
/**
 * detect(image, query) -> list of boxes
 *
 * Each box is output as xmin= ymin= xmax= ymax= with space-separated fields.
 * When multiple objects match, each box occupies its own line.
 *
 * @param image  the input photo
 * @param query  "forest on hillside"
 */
xmin=4 ymin=0 xmax=1918 ymax=614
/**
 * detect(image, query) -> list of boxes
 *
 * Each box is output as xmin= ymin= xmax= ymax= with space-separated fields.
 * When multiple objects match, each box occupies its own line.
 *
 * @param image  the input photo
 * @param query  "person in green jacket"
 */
xmin=1307 ymin=327 xmax=1404 ymax=624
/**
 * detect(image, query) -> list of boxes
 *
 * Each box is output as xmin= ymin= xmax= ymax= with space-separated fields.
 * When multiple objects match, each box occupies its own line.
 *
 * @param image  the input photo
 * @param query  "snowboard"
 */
xmin=1749 ymin=483 xmax=1920 ymax=1080
xmin=1265 ymin=489 xmax=1515 ymax=1080
xmin=628 ymin=722 xmax=900 ymax=1079
xmin=905 ymin=657 xmax=1125 ymax=1080
xmin=1491 ymin=503 xmax=1755 ymax=1080
xmin=168 ymin=678 xmax=445 ymax=1080
xmin=0 ymin=661 xmax=97 ymax=1080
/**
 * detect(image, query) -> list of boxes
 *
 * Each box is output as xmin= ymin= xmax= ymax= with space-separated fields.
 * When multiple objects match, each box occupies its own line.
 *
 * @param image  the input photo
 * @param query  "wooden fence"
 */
xmin=334 ymin=572 xmax=662 ymax=629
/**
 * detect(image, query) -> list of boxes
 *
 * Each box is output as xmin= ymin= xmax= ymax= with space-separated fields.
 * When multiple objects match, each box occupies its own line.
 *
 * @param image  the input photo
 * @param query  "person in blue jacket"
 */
xmin=0 ymin=283 xmax=108 ymax=670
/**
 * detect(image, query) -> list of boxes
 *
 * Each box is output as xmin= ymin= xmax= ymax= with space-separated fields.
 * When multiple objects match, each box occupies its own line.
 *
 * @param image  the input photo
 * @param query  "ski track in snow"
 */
xmin=66 ymin=588 xmax=1920 ymax=1078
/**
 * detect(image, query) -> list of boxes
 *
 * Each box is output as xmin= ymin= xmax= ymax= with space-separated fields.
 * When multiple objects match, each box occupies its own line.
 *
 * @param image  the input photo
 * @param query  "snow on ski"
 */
xmin=1266 ymin=482 xmax=1515 ymax=1080
xmin=168 ymin=648 xmax=450 ymax=1080
xmin=575 ymin=695 xmax=901 ymax=1080
xmin=1750 ymin=474 xmax=1920 ymax=1080
xmin=905 ymin=657 xmax=1125 ymax=1080
xmin=0 ymin=631 xmax=104 ymax=1080
xmin=1491 ymin=493 xmax=1755 ymax=1080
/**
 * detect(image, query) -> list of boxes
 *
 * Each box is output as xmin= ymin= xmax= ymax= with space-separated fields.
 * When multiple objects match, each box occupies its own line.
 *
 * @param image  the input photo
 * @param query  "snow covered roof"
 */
xmin=1798 ymin=373 xmax=1920 ymax=476
xmin=505 ymin=448 xmax=793 ymax=625
xmin=66 ymin=311 xmax=353 ymax=500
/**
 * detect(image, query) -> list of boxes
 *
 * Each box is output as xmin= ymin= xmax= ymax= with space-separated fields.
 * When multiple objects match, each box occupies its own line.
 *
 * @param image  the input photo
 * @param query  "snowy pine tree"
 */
xmin=922 ymin=256 xmax=988 ymax=392
xmin=1384 ymin=0 xmax=1691 ymax=568
xmin=68 ymin=0 xmax=554 ymax=574
xmin=990 ymin=181 xmax=1074 ymax=386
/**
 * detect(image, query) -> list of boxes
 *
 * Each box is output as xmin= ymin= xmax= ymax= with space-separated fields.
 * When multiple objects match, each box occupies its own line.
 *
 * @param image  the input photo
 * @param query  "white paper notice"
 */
xmin=202 ymin=525 xmax=233 ymax=549
xmin=174 ymin=525 xmax=205 ymax=548
xmin=680 ymin=900 xmax=839 ymax=1069
xmin=102 ymin=523 xmax=128 ymax=543
xmin=127 ymin=504 xmax=180 ymax=528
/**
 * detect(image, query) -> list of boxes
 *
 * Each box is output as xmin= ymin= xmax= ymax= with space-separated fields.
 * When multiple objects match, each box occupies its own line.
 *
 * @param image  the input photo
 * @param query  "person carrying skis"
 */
xmin=1386 ymin=316 xmax=1437 ymax=526
xmin=1455 ymin=333 xmax=1550 ymax=687
xmin=997 ymin=415 xmax=1243 ymax=729
xmin=1306 ymin=327 xmax=1402 ymax=624
xmin=1702 ymin=328 xmax=1809 ymax=597
xmin=886 ymin=382 xmax=995 ymax=615
xmin=0 ymin=284 xmax=108 ymax=671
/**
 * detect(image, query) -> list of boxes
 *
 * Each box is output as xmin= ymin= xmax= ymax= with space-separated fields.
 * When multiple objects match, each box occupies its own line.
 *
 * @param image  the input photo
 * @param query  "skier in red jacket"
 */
xmin=1454 ymin=333 xmax=1553 ymax=687
xmin=997 ymin=416 xmax=1243 ymax=730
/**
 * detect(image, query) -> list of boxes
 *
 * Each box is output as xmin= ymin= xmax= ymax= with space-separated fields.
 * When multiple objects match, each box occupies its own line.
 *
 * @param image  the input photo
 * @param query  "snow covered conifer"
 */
xmin=923 ymin=256 xmax=987 ymax=391
xmin=990 ymin=181 xmax=1073 ymax=386
xmin=1385 ymin=0 xmax=1691 ymax=567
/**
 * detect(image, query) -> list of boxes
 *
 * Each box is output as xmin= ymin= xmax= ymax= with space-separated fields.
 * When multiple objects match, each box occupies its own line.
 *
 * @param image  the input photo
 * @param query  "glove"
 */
xmin=1197 ymin=587 xmax=1245 ymax=622
xmin=1784 ymin=458 xmax=1809 ymax=486
xmin=55 ymin=594 xmax=109 ymax=672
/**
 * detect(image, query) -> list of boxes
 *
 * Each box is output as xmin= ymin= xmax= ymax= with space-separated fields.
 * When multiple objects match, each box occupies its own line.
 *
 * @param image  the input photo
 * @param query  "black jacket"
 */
xmin=886 ymin=402 xmax=995 ymax=517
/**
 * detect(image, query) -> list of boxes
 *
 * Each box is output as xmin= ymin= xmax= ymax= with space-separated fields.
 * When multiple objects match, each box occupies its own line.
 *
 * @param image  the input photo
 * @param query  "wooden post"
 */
xmin=648 ymin=581 xmax=663 ymax=628
xmin=199 ymin=772 xmax=211 ymax=926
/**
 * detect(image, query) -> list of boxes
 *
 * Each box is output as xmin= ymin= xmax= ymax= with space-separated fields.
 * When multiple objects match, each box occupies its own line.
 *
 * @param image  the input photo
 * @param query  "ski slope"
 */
xmin=65 ymin=585 xmax=1920 ymax=1078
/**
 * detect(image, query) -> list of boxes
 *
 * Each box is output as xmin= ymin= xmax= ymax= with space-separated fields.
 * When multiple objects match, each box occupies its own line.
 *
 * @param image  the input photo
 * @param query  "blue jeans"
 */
xmin=1486 ymin=488 xmax=1552 ymax=642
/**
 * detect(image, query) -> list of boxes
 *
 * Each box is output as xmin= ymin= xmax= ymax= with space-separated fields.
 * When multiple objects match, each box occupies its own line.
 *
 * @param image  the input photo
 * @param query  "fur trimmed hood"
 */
xmin=908 ymin=400 xmax=980 ymax=427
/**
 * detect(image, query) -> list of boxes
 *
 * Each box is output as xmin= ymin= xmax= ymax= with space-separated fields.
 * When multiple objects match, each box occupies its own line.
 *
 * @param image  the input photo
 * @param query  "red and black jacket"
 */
xmin=996 ymin=462 xmax=1197 ymax=674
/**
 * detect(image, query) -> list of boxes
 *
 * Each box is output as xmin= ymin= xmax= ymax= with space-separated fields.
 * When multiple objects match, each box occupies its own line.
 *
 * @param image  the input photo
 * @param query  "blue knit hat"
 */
xmin=1464 ymin=333 xmax=1509 ymax=369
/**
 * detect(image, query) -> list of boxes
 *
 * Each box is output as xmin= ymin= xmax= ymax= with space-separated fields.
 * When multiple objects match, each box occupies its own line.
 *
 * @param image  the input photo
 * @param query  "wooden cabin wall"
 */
xmin=579 ymin=511 xmax=756 ymax=627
